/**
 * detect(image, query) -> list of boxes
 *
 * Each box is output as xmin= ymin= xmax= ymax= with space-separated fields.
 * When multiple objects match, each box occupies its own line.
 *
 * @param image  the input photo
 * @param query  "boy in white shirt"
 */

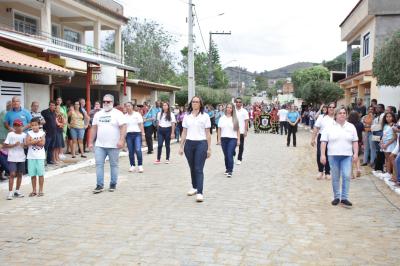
xmin=3 ymin=119 xmax=27 ymax=200
xmin=25 ymin=117 xmax=46 ymax=197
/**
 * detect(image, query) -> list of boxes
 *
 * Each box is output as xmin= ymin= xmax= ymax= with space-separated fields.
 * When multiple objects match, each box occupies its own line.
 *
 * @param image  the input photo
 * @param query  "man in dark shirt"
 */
xmin=41 ymin=101 xmax=57 ymax=164
xmin=354 ymin=98 xmax=366 ymax=117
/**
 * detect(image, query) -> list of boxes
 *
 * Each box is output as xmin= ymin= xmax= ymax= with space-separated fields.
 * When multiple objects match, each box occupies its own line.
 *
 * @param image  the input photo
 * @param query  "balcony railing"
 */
xmin=346 ymin=59 xmax=360 ymax=76
xmin=0 ymin=18 xmax=122 ymax=64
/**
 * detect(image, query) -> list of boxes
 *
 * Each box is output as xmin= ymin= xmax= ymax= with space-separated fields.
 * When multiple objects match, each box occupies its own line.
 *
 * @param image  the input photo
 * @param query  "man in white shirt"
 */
xmin=89 ymin=94 xmax=127 ymax=193
xmin=234 ymin=97 xmax=249 ymax=165
xmin=277 ymin=105 xmax=288 ymax=135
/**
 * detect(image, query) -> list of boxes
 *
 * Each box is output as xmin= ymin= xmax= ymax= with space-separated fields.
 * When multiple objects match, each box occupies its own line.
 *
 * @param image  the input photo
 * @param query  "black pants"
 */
xmin=153 ymin=125 xmax=157 ymax=140
xmin=280 ymin=121 xmax=288 ymax=135
xmin=287 ymin=124 xmax=297 ymax=146
xmin=234 ymin=134 xmax=245 ymax=161
xmin=316 ymin=134 xmax=330 ymax=174
xmin=144 ymin=126 xmax=154 ymax=152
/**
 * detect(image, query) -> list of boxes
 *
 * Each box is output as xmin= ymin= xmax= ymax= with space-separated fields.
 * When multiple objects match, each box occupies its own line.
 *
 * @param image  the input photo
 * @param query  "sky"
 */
xmin=117 ymin=0 xmax=360 ymax=73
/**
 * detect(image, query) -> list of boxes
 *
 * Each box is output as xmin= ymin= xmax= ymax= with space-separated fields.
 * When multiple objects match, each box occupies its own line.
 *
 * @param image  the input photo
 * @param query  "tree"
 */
xmin=301 ymin=80 xmax=344 ymax=104
xmin=255 ymin=76 xmax=268 ymax=92
xmin=373 ymin=31 xmax=400 ymax=86
xmin=175 ymin=86 xmax=232 ymax=106
xmin=292 ymin=66 xmax=330 ymax=98
xmin=103 ymin=17 xmax=177 ymax=84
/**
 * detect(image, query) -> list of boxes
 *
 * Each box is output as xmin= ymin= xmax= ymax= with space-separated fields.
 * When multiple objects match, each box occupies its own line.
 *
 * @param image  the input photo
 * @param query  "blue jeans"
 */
xmin=396 ymin=153 xmax=400 ymax=183
xmin=95 ymin=146 xmax=120 ymax=187
xmin=184 ymin=140 xmax=208 ymax=194
xmin=328 ymin=155 xmax=352 ymax=200
xmin=157 ymin=127 xmax=171 ymax=160
xmin=363 ymin=131 xmax=372 ymax=164
xmin=175 ymin=126 xmax=180 ymax=142
xmin=221 ymin=137 xmax=237 ymax=173
xmin=126 ymin=132 xmax=143 ymax=166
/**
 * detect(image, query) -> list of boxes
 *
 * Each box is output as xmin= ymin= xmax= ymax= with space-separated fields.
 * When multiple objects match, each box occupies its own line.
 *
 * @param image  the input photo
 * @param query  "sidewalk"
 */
xmin=0 ymin=139 xmax=178 ymax=190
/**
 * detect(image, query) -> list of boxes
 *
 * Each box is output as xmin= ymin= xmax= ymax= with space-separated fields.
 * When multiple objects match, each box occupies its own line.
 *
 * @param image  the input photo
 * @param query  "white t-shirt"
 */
xmin=236 ymin=108 xmax=249 ymax=134
xmin=314 ymin=115 xmax=335 ymax=135
xmin=320 ymin=121 xmax=358 ymax=156
xmin=125 ymin=112 xmax=143 ymax=133
xmin=218 ymin=115 xmax=239 ymax=139
xmin=93 ymin=108 xmax=127 ymax=148
xmin=157 ymin=112 xmax=176 ymax=128
xmin=371 ymin=113 xmax=384 ymax=132
xmin=183 ymin=112 xmax=211 ymax=140
xmin=27 ymin=130 xmax=46 ymax=160
xmin=277 ymin=109 xmax=288 ymax=122
xmin=4 ymin=132 xmax=26 ymax=162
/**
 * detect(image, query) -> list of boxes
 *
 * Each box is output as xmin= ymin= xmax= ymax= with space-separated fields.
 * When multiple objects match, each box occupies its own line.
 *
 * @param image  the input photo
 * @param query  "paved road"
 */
xmin=1 ymin=130 xmax=400 ymax=265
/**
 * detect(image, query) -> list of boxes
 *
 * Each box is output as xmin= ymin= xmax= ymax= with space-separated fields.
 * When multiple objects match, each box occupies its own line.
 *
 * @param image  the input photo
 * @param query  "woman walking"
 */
xmin=125 ymin=102 xmax=145 ymax=173
xmin=320 ymin=107 xmax=359 ymax=207
xmin=179 ymin=96 xmax=211 ymax=202
xmin=68 ymin=101 xmax=89 ymax=158
xmin=311 ymin=103 xmax=335 ymax=180
xmin=217 ymin=103 xmax=240 ymax=178
xmin=155 ymin=102 xmax=176 ymax=164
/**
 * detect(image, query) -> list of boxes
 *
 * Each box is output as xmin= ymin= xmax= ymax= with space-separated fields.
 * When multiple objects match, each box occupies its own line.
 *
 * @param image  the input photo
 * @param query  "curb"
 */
xmin=371 ymin=171 xmax=400 ymax=195
xmin=1 ymin=139 xmax=178 ymax=190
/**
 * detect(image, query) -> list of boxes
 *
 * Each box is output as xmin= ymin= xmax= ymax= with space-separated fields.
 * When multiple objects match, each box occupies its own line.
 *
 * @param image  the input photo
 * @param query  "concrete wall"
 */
xmin=131 ymin=87 xmax=152 ymax=105
xmin=378 ymin=86 xmax=400 ymax=109
xmin=341 ymin=0 xmax=369 ymax=42
xmin=369 ymin=0 xmax=400 ymax=15
xmin=24 ymin=83 xmax=50 ymax=111
xmin=359 ymin=18 xmax=376 ymax=72
xmin=374 ymin=15 xmax=400 ymax=53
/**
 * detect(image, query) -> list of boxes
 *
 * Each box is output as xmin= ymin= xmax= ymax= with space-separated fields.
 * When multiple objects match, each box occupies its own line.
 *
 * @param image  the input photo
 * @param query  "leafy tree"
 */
xmin=323 ymin=48 xmax=360 ymax=71
xmin=255 ymin=76 xmax=268 ymax=92
xmin=103 ymin=17 xmax=177 ymax=83
xmin=175 ymin=86 xmax=232 ymax=106
xmin=373 ymin=31 xmax=400 ymax=86
xmin=301 ymin=80 xmax=343 ymax=104
xmin=292 ymin=66 xmax=330 ymax=98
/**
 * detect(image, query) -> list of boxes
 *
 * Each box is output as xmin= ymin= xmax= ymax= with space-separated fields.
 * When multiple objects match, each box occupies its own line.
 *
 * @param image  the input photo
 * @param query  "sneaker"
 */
xmin=6 ymin=192 xmax=13 ymax=200
xmin=187 ymin=188 xmax=197 ymax=196
xmin=331 ymin=198 xmax=340 ymax=206
xmin=341 ymin=199 xmax=353 ymax=207
xmin=109 ymin=184 xmax=116 ymax=192
xmin=165 ymin=160 xmax=170 ymax=164
xmin=93 ymin=185 xmax=104 ymax=194
xmin=59 ymin=154 xmax=66 ymax=160
xmin=196 ymin=194 xmax=204 ymax=202
xmin=154 ymin=160 xmax=161 ymax=164
xmin=227 ymin=172 xmax=232 ymax=178
xmin=236 ymin=160 xmax=242 ymax=165
xmin=138 ymin=165 xmax=144 ymax=173
xmin=129 ymin=166 xmax=136 ymax=172
xmin=224 ymin=171 xmax=228 ymax=175
xmin=14 ymin=191 xmax=24 ymax=198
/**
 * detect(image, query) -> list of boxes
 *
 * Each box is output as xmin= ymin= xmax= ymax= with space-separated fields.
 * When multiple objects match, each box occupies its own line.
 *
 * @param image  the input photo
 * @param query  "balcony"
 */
xmin=346 ymin=59 xmax=360 ymax=76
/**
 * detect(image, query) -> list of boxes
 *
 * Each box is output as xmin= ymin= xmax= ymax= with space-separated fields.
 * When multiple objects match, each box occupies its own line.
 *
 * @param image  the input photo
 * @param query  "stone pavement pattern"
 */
xmin=0 ymin=131 xmax=400 ymax=265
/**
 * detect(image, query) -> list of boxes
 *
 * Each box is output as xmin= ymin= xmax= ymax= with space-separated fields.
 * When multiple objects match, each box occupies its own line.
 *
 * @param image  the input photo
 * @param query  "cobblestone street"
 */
xmin=1 ymin=130 xmax=400 ymax=265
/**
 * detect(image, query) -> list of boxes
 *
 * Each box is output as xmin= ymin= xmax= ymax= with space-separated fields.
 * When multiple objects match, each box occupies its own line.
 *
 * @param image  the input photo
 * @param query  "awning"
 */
xmin=122 ymin=79 xmax=181 ymax=92
xmin=0 ymin=29 xmax=139 ymax=73
xmin=0 ymin=45 xmax=74 ymax=77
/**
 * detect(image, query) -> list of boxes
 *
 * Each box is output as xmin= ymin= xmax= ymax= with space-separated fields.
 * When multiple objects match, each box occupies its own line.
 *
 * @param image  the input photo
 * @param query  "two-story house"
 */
xmin=339 ymin=0 xmax=400 ymax=108
xmin=0 ymin=0 xmax=179 ymax=112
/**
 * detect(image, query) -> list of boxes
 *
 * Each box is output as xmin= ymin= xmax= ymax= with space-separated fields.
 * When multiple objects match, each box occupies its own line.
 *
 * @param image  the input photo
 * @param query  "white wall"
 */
xmin=24 ymin=83 xmax=50 ymax=112
xmin=378 ymin=86 xmax=400 ymax=109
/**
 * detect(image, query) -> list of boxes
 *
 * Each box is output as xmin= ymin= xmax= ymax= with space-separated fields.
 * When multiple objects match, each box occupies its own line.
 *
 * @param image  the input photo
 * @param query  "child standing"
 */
xmin=3 ymin=119 xmax=27 ymax=200
xmin=26 ymin=117 xmax=46 ymax=197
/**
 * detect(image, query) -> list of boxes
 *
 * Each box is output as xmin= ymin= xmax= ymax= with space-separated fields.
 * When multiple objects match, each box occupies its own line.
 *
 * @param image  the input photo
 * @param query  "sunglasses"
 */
xmin=103 ymin=101 xmax=112 ymax=104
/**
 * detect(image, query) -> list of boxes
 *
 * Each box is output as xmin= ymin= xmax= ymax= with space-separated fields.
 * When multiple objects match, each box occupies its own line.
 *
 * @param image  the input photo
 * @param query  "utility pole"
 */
xmin=188 ymin=0 xmax=195 ymax=102
xmin=208 ymin=31 xmax=231 ymax=87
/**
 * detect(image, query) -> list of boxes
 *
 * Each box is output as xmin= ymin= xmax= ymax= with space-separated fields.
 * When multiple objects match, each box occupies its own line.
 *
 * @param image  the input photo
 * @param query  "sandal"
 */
xmin=38 ymin=192 xmax=44 ymax=197
xmin=72 ymin=156 xmax=76 ymax=158
xmin=356 ymin=170 xmax=361 ymax=177
xmin=81 ymin=155 xmax=87 ymax=158
xmin=29 ymin=192 xmax=37 ymax=197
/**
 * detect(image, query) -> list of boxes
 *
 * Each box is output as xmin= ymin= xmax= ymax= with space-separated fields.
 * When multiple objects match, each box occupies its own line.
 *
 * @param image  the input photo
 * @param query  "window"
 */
xmin=52 ymin=24 xmax=59 ymax=37
xmin=14 ymin=13 xmax=38 ymax=35
xmin=64 ymin=28 xmax=81 ymax=43
xmin=363 ymin=32 xmax=370 ymax=57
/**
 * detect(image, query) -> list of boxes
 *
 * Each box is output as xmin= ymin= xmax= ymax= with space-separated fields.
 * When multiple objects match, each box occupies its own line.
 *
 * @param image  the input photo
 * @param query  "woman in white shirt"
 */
xmin=179 ymin=96 xmax=211 ymax=202
xmin=125 ymin=102 xmax=145 ymax=173
xmin=155 ymin=102 xmax=176 ymax=164
xmin=320 ymin=107 xmax=359 ymax=207
xmin=217 ymin=103 xmax=240 ymax=178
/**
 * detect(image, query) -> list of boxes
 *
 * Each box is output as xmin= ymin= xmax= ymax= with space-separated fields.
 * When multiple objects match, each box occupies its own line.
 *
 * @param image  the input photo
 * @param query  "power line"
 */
xmin=193 ymin=5 xmax=208 ymax=53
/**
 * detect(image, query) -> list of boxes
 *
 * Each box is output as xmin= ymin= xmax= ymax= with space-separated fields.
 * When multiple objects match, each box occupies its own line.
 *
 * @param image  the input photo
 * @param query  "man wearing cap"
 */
xmin=4 ymin=96 xmax=32 ymax=132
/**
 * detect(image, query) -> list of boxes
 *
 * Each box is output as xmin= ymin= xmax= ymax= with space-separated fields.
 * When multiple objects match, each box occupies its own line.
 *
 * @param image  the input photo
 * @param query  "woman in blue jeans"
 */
xmin=155 ymin=102 xmax=176 ymax=164
xmin=125 ymin=102 xmax=145 ymax=173
xmin=320 ymin=107 xmax=359 ymax=207
xmin=179 ymin=96 xmax=211 ymax=202
xmin=217 ymin=103 xmax=240 ymax=178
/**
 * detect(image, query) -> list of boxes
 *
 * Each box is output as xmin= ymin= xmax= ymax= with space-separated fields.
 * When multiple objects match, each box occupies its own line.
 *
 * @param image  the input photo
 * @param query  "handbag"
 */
xmin=372 ymin=130 xmax=383 ymax=142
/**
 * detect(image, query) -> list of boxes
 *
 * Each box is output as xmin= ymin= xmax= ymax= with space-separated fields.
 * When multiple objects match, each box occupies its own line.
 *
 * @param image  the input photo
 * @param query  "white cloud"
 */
xmin=119 ymin=0 xmax=359 ymax=72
